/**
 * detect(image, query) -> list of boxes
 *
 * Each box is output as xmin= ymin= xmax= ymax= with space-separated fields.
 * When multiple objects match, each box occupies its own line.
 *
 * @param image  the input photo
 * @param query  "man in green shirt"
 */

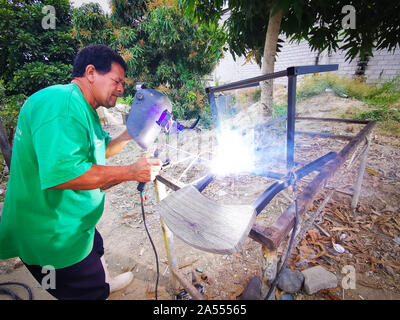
xmin=0 ymin=45 xmax=161 ymax=299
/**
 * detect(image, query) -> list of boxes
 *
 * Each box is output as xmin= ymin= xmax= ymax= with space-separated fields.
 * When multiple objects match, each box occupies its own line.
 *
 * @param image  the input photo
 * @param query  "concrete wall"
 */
xmin=210 ymin=36 xmax=400 ymax=86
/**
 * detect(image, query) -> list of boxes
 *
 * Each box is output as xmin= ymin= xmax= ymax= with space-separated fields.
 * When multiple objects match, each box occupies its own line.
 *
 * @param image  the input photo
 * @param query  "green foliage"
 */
xmin=0 ymin=0 xmax=78 ymax=96
xmin=110 ymin=0 xmax=148 ymax=28
xmin=117 ymin=94 xmax=134 ymax=106
xmin=354 ymin=76 xmax=400 ymax=124
xmin=0 ymin=81 xmax=27 ymax=144
xmin=0 ymin=0 xmax=77 ymax=143
xmin=181 ymin=0 xmax=400 ymax=63
xmin=297 ymin=74 xmax=400 ymax=136
xmin=74 ymin=1 xmax=225 ymax=122
xmin=363 ymin=76 xmax=400 ymax=108
xmin=272 ymin=103 xmax=287 ymax=119
xmin=298 ymin=74 xmax=400 ymax=111
xmin=7 ymin=62 xmax=72 ymax=96
xmin=252 ymin=88 xmax=261 ymax=101
xmin=140 ymin=5 xmax=225 ymax=120
xmin=72 ymin=2 xmax=112 ymax=45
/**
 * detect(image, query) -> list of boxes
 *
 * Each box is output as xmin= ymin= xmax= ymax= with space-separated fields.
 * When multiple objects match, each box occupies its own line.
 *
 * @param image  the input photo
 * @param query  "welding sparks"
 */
xmin=210 ymin=129 xmax=255 ymax=175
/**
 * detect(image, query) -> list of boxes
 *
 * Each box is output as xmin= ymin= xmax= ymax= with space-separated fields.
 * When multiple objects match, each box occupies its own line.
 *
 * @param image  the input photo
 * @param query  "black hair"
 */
xmin=72 ymin=44 xmax=127 ymax=78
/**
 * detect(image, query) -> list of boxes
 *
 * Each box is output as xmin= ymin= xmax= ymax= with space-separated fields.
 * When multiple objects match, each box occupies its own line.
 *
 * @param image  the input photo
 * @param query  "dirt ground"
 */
xmin=0 ymin=89 xmax=399 ymax=301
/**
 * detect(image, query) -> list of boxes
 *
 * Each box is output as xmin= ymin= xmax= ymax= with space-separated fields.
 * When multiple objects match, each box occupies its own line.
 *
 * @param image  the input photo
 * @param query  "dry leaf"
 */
xmin=366 ymin=168 xmax=378 ymax=176
xmin=122 ymin=214 xmax=136 ymax=219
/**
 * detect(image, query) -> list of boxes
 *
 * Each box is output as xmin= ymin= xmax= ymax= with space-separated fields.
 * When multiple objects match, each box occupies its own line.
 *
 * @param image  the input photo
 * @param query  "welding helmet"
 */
xmin=126 ymin=86 xmax=173 ymax=150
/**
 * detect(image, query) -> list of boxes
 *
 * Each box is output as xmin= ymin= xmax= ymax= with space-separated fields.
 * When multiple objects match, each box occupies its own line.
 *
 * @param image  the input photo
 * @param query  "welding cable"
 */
xmin=140 ymin=191 xmax=160 ymax=300
xmin=264 ymin=171 xmax=300 ymax=300
xmin=0 ymin=282 xmax=33 ymax=300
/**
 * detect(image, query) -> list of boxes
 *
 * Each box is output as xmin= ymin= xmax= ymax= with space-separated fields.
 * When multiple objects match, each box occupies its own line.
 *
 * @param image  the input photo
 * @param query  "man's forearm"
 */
xmin=106 ymin=130 xmax=132 ymax=158
xmin=50 ymin=164 xmax=136 ymax=190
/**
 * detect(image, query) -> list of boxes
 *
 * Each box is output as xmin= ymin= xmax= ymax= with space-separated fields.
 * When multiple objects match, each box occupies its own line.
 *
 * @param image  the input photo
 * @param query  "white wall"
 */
xmin=211 ymin=36 xmax=400 ymax=85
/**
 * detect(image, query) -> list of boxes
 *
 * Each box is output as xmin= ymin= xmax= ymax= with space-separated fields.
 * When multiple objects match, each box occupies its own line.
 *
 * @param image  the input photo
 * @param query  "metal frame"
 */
xmin=206 ymin=64 xmax=338 ymax=176
xmin=153 ymin=65 xmax=377 ymax=299
xmin=201 ymin=65 xmax=342 ymax=215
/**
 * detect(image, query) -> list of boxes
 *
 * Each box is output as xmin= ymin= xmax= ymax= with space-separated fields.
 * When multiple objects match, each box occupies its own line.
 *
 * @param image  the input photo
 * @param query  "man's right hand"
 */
xmin=50 ymin=155 xmax=162 ymax=191
xmin=130 ymin=155 xmax=162 ymax=182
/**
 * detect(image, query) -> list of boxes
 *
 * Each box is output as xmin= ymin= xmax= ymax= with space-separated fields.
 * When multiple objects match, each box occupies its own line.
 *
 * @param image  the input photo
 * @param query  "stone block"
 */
xmin=301 ymin=265 xmax=338 ymax=295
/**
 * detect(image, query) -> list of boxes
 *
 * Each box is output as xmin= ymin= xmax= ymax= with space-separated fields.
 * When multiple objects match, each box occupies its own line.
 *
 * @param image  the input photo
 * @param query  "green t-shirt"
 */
xmin=0 ymin=83 xmax=111 ymax=269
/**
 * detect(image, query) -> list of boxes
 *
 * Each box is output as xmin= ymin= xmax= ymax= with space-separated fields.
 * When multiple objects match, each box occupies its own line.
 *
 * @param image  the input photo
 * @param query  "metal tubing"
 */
xmin=287 ymin=64 xmax=338 ymax=76
xmin=249 ymin=121 xmax=376 ymax=250
xmin=206 ymin=70 xmax=288 ymax=93
xmin=250 ymin=170 xmax=286 ymax=180
xmin=253 ymin=152 xmax=337 ymax=215
xmin=205 ymin=65 xmax=338 ymax=94
xmin=194 ymin=173 xmax=216 ymax=192
xmin=287 ymin=76 xmax=297 ymax=171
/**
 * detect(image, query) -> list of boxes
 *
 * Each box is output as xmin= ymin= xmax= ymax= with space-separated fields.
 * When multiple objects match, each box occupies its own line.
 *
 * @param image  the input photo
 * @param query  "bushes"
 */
xmin=0 ymin=81 xmax=27 ymax=145
xmin=7 ymin=62 xmax=72 ymax=97
xmin=73 ymin=2 xmax=225 ymax=124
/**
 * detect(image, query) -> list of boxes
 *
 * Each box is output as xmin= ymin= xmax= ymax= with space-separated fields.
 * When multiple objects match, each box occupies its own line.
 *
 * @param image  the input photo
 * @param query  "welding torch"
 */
xmin=137 ymin=148 xmax=170 ymax=194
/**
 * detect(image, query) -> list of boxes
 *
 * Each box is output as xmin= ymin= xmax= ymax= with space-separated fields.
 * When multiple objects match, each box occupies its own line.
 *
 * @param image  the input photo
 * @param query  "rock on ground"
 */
xmin=301 ymin=265 xmax=338 ymax=295
xmin=277 ymin=268 xmax=304 ymax=294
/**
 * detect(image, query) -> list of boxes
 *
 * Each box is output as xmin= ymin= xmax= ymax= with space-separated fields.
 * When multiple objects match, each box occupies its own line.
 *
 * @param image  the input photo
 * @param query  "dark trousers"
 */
xmin=23 ymin=229 xmax=110 ymax=300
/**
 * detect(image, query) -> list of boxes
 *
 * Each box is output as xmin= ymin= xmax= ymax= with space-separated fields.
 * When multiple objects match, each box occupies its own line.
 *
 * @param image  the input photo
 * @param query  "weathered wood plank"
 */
xmin=156 ymin=185 xmax=257 ymax=254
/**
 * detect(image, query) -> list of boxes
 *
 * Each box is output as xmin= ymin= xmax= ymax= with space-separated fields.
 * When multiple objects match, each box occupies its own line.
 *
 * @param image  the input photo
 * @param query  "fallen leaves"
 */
xmin=288 ymin=195 xmax=400 ymax=293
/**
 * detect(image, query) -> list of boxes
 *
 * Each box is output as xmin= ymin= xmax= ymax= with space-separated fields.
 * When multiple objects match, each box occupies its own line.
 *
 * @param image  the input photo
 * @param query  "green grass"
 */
xmin=272 ymin=103 xmax=288 ymax=119
xmin=296 ymin=74 xmax=400 ymax=137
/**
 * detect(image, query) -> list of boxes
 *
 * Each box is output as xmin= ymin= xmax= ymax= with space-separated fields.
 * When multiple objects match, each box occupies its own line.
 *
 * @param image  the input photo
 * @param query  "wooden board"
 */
xmin=156 ymin=185 xmax=257 ymax=254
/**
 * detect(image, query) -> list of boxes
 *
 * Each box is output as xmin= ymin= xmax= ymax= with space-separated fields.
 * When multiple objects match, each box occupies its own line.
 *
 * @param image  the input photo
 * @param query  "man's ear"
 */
xmin=84 ymin=64 xmax=96 ymax=83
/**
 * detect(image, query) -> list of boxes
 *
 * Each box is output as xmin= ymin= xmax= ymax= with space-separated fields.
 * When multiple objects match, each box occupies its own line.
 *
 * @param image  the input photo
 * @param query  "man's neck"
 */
xmin=71 ymin=78 xmax=99 ymax=110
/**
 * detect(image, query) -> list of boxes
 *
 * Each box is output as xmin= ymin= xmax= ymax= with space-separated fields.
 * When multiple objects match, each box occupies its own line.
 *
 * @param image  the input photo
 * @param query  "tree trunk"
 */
xmin=0 ymin=117 xmax=12 ymax=170
xmin=260 ymin=9 xmax=283 ymax=119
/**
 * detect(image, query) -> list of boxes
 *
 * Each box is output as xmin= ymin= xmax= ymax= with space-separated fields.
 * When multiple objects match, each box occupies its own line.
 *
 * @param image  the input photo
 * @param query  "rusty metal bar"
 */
xmin=156 ymin=173 xmax=185 ymax=191
xmin=351 ymin=137 xmax=371 ymax=210
xmin=171 ymin=268 xmax=206 ymax=300
xmin=295 ymin=116 xmax=369 ymax=124
xmin=295 ymin=130 xmax=354 ymax=141
xmin=249 ymin=120 xmax=376 ymax=250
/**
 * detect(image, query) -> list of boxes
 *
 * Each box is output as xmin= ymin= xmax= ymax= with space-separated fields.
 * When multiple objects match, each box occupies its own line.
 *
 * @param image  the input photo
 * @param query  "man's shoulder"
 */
xmin=27 ymin=84 xmax=76 ymax=111
xmin=31 ymin=83 xmax=76 ymax=100
xmin=24 ymin=84 xmax=88 ymax=133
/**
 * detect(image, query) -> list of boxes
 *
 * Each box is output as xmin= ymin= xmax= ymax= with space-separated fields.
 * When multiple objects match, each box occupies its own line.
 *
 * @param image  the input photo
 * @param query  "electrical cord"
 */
xmin=139 ymin=191 xmax=160 ymax=300
xmin=0 ymin=281 xmax=33 ymax=300
xmin=264 ymin=171 xmax=299 ymax=300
